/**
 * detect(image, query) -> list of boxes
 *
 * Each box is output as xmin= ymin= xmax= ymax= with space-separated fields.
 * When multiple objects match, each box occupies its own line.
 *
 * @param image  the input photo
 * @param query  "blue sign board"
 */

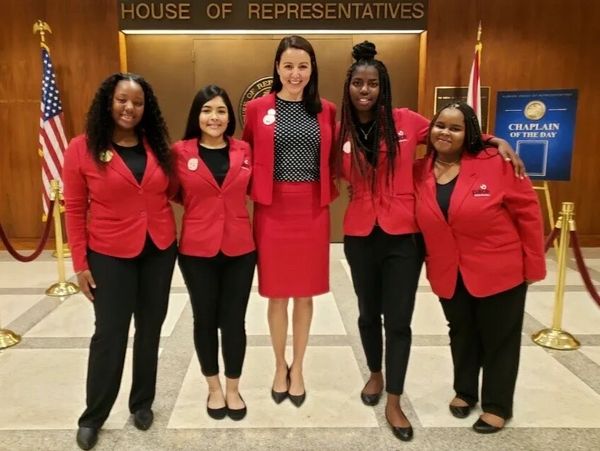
xmin=495 ymin=89 xmax=578 ymax=180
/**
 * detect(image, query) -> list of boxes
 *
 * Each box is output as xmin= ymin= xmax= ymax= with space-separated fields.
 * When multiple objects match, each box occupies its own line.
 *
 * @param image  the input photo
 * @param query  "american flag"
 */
xmin=39 ymin=44 xmax=68 ymax=219
xmin=466 ymin=22 xmax=483 ymax=128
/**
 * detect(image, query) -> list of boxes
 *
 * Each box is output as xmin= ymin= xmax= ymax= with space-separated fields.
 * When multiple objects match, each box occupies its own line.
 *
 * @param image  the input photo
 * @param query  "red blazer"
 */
xmin=172 ymin=137 xmax=255 ymax=257
xmin=63 ymin=135 xmax=176 ymax=272
xmin=242 ymin=93 xmax=338 ymax=206
xmin=413 ymin=150 xmax=546 ymax=298
xmin=340 ymin=108 xmax=429 ymax=235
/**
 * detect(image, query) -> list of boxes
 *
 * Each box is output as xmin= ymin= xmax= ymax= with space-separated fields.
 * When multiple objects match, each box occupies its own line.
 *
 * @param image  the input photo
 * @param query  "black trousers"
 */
xmin=344 ymin=228 xmax=424 ymax=395
xmin=79 ymin=239 xmax=177 ymax=429
xmin=178 ymin=251 xmax=256 ymax=378
xmin=440 ymin=274 xmax=527 ymax=419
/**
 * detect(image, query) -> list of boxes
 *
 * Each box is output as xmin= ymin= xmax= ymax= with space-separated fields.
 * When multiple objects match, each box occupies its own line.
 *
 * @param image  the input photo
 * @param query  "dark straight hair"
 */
xmin=182 ymin=84 xmax=236 ymax=140
xmin=270 ymin=35 xmax=322 ymax=115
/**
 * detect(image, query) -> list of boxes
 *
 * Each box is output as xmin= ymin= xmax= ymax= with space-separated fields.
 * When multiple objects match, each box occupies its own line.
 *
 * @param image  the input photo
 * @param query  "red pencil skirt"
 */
xmin=253 ymin=181 xmax=330 ymax=298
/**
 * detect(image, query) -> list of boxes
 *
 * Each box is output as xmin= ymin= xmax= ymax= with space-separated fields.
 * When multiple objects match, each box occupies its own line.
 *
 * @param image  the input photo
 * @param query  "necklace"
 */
xmin=435 ymin=158 xmax=460 ymax=167
xmin=358 ymin=121 xmax=376 ymax=140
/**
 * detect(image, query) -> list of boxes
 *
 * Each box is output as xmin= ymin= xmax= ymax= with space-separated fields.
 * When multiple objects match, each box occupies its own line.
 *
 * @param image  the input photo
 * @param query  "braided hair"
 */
xmin=426 ymin=102 xmax=485 ymax=156
xmin=85 ymin=72 xmax=172 ymax=174
xmin=336 ymin=41 xmax=399 ymax=190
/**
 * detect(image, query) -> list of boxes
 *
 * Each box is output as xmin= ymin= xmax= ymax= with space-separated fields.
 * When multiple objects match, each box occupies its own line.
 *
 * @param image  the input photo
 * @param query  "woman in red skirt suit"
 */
xmin=242 ymin=35 xmax=337 ymax=407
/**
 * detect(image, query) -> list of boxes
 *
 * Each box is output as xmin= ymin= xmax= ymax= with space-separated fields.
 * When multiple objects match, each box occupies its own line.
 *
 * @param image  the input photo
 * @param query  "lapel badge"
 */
xmin=187 ymin=158 xmax=199 ymax=171
xmin=343 ymin=141 xmax=351 ymax=154
xmin=242 ymin=158 xmax=250 ymax=169
xmin=99 ymin=150 xmax=113 ymax=163
xmin=263 ymin=108 xmax=276 ymax=125
xmin=397 ymin=130 xmax=407 ymax=141
xmin=472 ymin=183 xmax=491 ymax=197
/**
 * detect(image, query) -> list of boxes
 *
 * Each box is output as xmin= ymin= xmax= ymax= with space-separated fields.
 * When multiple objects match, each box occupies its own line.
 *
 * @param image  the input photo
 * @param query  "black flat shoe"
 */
xmin=473 ymin=417 xmax=503 ymax=434
xmin=207 ymin=395 xmax=227 ymax=420
xmin=360 ymin=390 xmax=382 ymax=406
xmin=385 ymin=414 xmax=413 ymax=442
xmin=76 ymin=426 xmax=98 ymax=450
xmin=227 ymin=395 xmax=247 ymax=421
xmin=449 ymin=404 xmax=471 ymax=418
xmin=288 ymin=391 xmax=306 ymax=407
xmin=133 ymin=408 xmax=154 ymax=431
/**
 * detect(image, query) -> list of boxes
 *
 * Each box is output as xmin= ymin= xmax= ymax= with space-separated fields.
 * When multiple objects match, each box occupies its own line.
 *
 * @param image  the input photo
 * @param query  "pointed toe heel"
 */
xmin=288 ymin=391 xmax=306 ymax=407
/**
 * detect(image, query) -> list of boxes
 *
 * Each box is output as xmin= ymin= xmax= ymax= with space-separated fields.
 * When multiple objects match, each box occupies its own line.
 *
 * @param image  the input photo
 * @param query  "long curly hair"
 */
xmin=336 ymin=41 xmax=399 ymax=191
xmin=426 ymin=102 xmax=485 ymax=156
xmin=270 ymin=35 xmax=322 ymax=115
xmin=85 ymin=72 xmax=172 ymax=173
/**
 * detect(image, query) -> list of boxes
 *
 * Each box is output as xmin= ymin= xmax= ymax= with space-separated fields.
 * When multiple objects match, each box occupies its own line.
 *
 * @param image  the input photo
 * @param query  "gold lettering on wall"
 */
xmin=120 ymin=2 xmax=191 ymax=20
xmin=245 ymin=2 xmax=426 ymax=20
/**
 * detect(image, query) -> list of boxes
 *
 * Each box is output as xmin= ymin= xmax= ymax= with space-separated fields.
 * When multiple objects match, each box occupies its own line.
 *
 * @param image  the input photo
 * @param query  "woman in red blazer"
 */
xmin=63 ymin=73 xmax=177 ymax=450
xmin=242 ymin=36 xmax=337 ymax=408
xmin=414 ymin=102 xmax=546 ymax=433
xmin=173 ymin=85 xmax=255 ymax=421
xmin=336 ymin=42 xmax=525 ymax=442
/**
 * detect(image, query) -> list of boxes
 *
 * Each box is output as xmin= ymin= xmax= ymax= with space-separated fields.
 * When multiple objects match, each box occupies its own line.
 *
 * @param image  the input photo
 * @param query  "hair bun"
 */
xmin=352 ymin=41 xmax=377 ymax=62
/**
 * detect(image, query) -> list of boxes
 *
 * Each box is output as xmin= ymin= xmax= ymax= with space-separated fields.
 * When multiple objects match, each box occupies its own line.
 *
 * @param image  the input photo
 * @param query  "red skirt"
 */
xmin=253 ymin=182 xmax=330 ymax=298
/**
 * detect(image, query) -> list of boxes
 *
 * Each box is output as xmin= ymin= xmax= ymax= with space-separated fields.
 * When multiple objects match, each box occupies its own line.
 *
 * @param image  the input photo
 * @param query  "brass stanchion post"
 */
xmin=532 ymin=202 xmax=580 ymax=350
xmin=45 ymin=180 xmax=79 ymax=297
xmin=0 ymin=308 xmax=21 ymax=349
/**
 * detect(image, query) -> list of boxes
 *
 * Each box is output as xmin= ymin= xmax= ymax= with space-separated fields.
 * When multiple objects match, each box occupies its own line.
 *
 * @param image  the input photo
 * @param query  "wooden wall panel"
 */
xmin=422 ymin=0 xmax=600 ymax=245
xmin=2 ymin=0 xmax=599 ymax=246
xmin=0 ymin=0 xmax=119 ymax=243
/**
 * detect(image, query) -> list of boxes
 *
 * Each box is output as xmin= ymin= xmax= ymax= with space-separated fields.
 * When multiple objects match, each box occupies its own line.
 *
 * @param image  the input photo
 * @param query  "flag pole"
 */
xmin=33 ymin=20 xmax=71 ymax=258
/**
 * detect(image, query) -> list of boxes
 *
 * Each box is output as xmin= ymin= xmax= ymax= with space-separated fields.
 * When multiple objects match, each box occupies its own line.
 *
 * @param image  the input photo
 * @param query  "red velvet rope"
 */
xmin=544 ymin=227 xmax=560 ymax=253
xmin=569 ymin=230 xmax=600 ymax=307
xmin=0 ymin=199 xmax=56 ymax=262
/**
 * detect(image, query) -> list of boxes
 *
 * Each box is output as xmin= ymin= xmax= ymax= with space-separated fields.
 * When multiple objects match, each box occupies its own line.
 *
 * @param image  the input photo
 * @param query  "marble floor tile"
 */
xmin=581 ymin=258 xmax=600 ymax=272
xmin=412 ymin=292 xmax=448 ymax=335
xmin=525 ymin=291 xmax=600 ymax=335
xmin=245 ymin=293 xmax=346 ymax=336
xmin=580 ymin=346 xmax=600 ymax=366
xmin=25 ymin=293 xmax=188 ymax=338
xmin=406 ymin=346 xmax=600 ymax=428
xmin=168 ymin=346 xmax=378 ymax=429
xmin=0 ymin=260 xmax=76 ymax=289
xmin=0 ymin=349 xmax=131 ymax=430
xmin=537 ymin=260 xmax=596 ymax=286
xmin=0 ymin=295 xmax=42 ymax=326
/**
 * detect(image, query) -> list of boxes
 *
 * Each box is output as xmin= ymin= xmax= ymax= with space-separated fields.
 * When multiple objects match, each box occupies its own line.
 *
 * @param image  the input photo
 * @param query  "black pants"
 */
xmin=178 ymin=251 xmax=256 ymax=378
xmin=440 ymin=274 xmax=527 ymax=419
xmin=344 ymin=228 xmax=424 ymax=395
xmin=79 ymin=239 xmax=177 ymax=429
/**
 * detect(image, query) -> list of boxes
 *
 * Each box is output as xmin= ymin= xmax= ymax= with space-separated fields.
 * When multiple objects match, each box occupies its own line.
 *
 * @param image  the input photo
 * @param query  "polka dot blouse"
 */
xmin=273 ymin=97 xmax=321 ymax=182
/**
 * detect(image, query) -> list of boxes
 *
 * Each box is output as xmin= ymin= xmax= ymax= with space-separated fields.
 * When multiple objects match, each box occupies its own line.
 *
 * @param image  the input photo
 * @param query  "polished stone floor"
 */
xmin=1 ymin=246 xmax=599 ymax=450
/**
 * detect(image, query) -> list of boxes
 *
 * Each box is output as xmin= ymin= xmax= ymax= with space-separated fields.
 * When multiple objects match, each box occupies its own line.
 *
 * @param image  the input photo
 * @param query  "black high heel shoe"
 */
xmin=271 ymin=366 xmax=289 ymax=404
xmin=288 ymin=370 xmax=306 ymax=408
